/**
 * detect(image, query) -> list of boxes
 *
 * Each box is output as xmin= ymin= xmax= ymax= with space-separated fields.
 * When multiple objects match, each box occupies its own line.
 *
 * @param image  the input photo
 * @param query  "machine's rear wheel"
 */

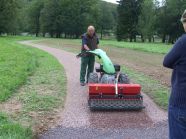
xmin=118 ymin=73 xmax=130 ymax=84
xmin=88 ymin=73 xmax=98 ymax=83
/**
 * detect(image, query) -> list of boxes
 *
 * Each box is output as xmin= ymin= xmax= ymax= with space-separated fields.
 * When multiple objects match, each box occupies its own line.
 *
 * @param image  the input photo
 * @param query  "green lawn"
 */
xmin=101 ymin=40 xmax=172 ymax=54
xmin=0 ymin=37 xmax=40 ymax=101
xmin=0 ymin=113 xmax=32 ymax=139
xmin=45 ymin=38 xmax=172 ymax=54
xmin=0 ymin=36 xmax=66 ymax=137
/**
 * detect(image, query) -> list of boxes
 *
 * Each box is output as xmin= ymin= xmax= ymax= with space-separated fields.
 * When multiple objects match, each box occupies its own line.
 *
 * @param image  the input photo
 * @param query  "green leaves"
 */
xmin=116 ymin=0 xmax=143 ymax=41
xmin=39 ymin=0 xmax=99 ymax=38
xmin=0 ymin=0 xmax=19 ymax=34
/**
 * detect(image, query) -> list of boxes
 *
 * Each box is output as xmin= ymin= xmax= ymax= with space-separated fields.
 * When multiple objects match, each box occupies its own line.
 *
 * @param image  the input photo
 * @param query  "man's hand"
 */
xmin=84 ymin=44 xmax=90 ymax=51
xmin=76 ymin=50 xmax=90 ymax=59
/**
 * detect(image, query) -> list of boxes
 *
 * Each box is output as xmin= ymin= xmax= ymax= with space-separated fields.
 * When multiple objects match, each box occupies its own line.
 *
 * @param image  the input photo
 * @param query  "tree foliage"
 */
xmin=116 ymin=0 xmax=143 ymax=41
xmin=156 ymin=0 xmax=186 ymax=43
xmin=1 ymin=0 xmax=186 ymax=43
xmin=0 ymin=0 xmax=19 ymax=34
xmin=138 ymin=0 xmax=156 ymax=42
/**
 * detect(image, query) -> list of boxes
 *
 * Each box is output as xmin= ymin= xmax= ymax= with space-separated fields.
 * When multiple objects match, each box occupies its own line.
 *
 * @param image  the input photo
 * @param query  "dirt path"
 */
xmin=21 ymin=41 xmax=168 ymax=139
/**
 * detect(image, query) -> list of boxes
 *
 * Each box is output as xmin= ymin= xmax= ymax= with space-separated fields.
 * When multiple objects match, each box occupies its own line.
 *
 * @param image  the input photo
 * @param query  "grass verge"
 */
xmin=35 ymin=38 xmax=172 ymax=54
xmin=0 ymin=112 xmax=32 ymax=139
xmin=0 ymin=36 xmax=66 ymax=136
xmin=101 ymin=40 xmax=172 ymax=54
xmin=0 ymin=37 xmax=37 ymax=101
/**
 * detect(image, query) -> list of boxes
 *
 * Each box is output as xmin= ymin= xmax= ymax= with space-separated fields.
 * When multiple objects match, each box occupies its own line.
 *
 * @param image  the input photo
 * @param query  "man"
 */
xmin=163 ymin=10 xmax=186 ymax=139
xmin=80 ymin=26 xmax=99 ymax=86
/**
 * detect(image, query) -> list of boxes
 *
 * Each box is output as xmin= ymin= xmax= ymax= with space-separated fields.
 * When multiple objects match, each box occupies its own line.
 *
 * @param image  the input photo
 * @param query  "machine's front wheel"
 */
xmin=88 ymin=73 xmax=98 ymax=83
xmin=118 ymin=73 xmax=130 ymax=84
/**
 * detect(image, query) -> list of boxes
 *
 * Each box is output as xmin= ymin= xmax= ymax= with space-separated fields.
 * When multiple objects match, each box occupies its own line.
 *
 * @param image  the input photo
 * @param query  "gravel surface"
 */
xmin=20 ymin=41 xmax=168 ymax=139
xmin=39 ymin=121 xmax=168 ymax=139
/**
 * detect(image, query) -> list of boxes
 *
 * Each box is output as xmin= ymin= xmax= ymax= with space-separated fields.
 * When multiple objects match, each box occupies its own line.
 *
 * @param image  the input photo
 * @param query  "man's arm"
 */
xmin=163 ymin=39 xmax=182 ymax=69
xmin=82 ymin=35 xmax=90 ymax=51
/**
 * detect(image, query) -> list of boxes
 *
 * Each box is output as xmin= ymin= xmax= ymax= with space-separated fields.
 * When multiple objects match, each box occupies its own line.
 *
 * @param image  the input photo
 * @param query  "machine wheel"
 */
xmin=118 ymin=73 xmax=130 ymax=84
xmin=88 ymin=73 xmax=98 ymax=83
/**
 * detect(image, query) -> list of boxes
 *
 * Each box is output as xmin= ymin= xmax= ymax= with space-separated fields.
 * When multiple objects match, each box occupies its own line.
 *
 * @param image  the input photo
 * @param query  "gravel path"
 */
xmin=20 ymin=41 xmax=168 ymax=139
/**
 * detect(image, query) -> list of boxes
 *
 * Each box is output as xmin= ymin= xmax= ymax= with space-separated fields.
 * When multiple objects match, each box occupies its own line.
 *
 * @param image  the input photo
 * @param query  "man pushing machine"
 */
xmin=80 ymin=26 xmax=99 ymax=86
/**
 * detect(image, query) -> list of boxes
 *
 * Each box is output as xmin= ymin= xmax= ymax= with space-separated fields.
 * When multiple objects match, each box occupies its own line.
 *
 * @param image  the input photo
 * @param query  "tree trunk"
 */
xmin=50 ymin=32 xmax=54 ymax=38
xmin=42 ymin=33 xmax=45 ymax=37
xmin=64 ymin=33 xmax=66 ymax=38
xmin=134 ymin=35 xmax=136 ymax=42
xmin=168 ymin=36 xmax=172 ymax=44
xmin=148 ymin=37 xmax=152 ymax=42
xmin=129 ymin=34 xmax=133 ymax=42
xmin=75 ymin=33 xmax=79 ymax=39
xmin=152 ymin=36 xmax=155 ymax=42
xmin=36 ymin=32 xmax=39 ymax=37
xmin=101 ymin=26 xmax=103 ymax=40
xmin=162 ymin=34 xmax=166 ymax=43
xmin=141 ymin=35 xmax=145 ymax=42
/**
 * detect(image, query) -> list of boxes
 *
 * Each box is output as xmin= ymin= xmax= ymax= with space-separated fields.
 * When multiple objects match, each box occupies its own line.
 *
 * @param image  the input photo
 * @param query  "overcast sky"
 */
xmin=102 ymin=0 xmax=118 ymax=4
xmin=102 ymin=0 xmax=162 ymax=4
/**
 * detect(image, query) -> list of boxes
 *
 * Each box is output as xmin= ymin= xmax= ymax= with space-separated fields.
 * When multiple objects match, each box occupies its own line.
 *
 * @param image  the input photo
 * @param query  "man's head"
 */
xmin=181 ymin=10 xmax=186 ymax=32
xmin=87 ymin=25 xmax=95 ymax=37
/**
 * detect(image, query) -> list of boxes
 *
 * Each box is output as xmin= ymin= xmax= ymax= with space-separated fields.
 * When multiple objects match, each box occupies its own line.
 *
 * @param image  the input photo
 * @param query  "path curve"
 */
xmin=20 ymin=41 xmax=168 ymax=139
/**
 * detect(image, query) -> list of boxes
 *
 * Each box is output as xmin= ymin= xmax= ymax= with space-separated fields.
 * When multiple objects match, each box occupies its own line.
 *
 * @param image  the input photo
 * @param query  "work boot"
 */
xmin=80 ymin=82 xmax=86 ymax=86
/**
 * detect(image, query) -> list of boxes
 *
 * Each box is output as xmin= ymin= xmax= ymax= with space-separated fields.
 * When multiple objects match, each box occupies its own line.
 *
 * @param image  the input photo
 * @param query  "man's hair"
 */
xmin=181 ymin=10 xmax=186 ymax=23
xmin=87 ymin=25 xmax=95 ymax=31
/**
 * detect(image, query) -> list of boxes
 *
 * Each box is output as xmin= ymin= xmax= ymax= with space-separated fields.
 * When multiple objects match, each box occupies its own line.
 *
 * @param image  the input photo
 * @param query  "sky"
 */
xmin=102 ymin=0 xmax=162 ymax=4
xmin=102 ymin=0 xmax=118 ymax=4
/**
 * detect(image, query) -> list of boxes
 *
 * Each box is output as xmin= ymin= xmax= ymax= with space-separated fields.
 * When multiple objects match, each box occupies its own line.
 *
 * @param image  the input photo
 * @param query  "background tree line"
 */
xmin=117 ymin=0 xmax=186 ymax=43
xmin=0 ymin=0 xmax=117 ymax=39
xmin=0 ymin=0 xmax=186 ymax=43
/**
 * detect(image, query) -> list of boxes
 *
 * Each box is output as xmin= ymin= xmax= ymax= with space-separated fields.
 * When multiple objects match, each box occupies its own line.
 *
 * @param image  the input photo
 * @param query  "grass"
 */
xmin=17 ymin=48 xmax=66 ymax=112
xmin=0 ymin=112 xmax=32 ymax=139
xmin=0 ymin=36 xmax=41 ymax=101
xmin=38 ymin=38 xmax=172 ymax=54
xmin=0 ymin=36 xmax=66 ymax=136
xmin=122 ymin=66 xmax=169 ymax=110
xmin=101 ymin=40 xmax=172 ymax=54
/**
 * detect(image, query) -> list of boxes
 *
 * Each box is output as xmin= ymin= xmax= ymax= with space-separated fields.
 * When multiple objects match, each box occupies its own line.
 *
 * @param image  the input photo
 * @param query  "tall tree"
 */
xmin=138 ymin=0 xmax=156 ymax=42
xmin=116 ymin=0 xmax=143 ymax=41
xmin=156 ymin=0 xmax=186 ymax=43
xmin=27 ymin=0 xmax=44 ymax=37
xmin=40 ymin=0 xmax=62 ymax=37
xmin=0 ymin=0 xmax=19 ymax=34
xmin=97 ymin=1 xmax=116 ymax=39
xmin=40 ymin=0 xmax=98 ymax=38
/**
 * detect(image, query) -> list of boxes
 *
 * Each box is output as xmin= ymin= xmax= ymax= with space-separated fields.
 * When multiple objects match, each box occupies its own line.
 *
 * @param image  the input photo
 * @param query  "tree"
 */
xmin=27 ymin=0 xmax=44 ymax=36
xmin=40 ymin=0 xmax=98 ymax=38
xmin=0 ymin=0 xmax=19 ymax=34
xmin=116 ymin=0 xmax=143 ymax=42
xmin=40 ymin=0 xmax=62 ymax=38
xmin=97 ymin=1 xmax=116 ymax=39
xmin=156 ymin=0 xmax=186 ymax=43
xmin=138 ymin=0 xmax=156 ymax=42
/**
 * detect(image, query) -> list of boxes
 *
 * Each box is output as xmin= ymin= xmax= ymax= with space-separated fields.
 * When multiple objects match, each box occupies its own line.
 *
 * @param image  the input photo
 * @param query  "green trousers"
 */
xmin=80 ymin=55 xmax=95 ymax=83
